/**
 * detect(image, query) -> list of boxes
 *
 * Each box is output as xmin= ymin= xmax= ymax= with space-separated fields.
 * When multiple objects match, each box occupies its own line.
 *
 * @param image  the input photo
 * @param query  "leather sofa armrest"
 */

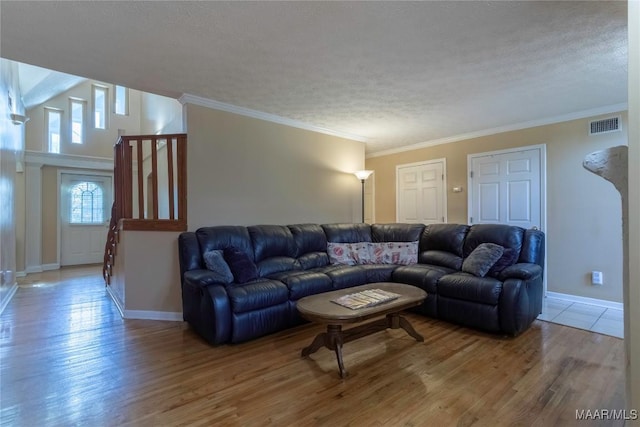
xmin=184 ymin=269 xmax=229 ymax=288
xmin=182 ymin=271 xmax=232 ymax=345
xmin=498 ymin=263 xmax=542 ymax=281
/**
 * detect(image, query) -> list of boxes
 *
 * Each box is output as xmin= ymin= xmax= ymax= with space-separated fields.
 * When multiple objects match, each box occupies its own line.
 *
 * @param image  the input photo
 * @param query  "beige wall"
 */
xmin=25 ymin=80 xmax=142 ymax=158
xmin=140 ymin=93 xmax=183 ymax=135
xmin=626 ymin=0 xmax=639 ymax=417
xmin=186 ymin=104 xmax=366 ymax=229
xmin=367 ymin=112 xmax=627 ymax=303
xmin=110 ymin=229 xmax=182 ymax=314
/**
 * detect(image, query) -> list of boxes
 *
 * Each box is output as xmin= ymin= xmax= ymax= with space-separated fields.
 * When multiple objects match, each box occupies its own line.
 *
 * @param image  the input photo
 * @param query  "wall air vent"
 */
xmin=589 ymin=116 xmax=621 ymax=135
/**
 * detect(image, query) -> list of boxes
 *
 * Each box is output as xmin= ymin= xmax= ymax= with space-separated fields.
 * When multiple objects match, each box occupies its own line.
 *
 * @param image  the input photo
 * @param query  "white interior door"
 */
xmin=397 ymin=159 xmax=446 ymax=224
xmin=60 ymin=173 xmax=112 ymax=266
xmin=468 ymin=145 xmax=545 ymax=230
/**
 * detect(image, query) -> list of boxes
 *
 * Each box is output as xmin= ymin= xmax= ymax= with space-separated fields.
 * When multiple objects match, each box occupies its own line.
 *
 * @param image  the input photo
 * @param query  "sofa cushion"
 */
xmin=419 ymin=250 xmax=463 ymax=270
xmin=392 ymin=264 xmax=452 ymax=293
xmin=327 ymin=242 xmax=371 ymax=265
xmin=318 ymin=265 xmax=369 ymax=289
xmin=248 ymin=225 xmax=296 ymax=262
xmin=370 ymin=241 xmax=418 ymax=265
xmin=296 ymin=252 xmax=329 ymax=270
xmin=461 ymin=243 xmax=504 ymax=277
xmin=322 ymin=223 xmax=372 ymax=243
xmin=278 ymin=271 xmax=333 ymax=300
xmin=224 ymin=247 xmax=259 ymax=284
xmin=202 ymin=250 xmax=234 ymax=284
xmin=371 ymin=223 xmax=425 ymax=242
xmin=226 ymin=279 xmax=289 ymax=313
xmin=438 ymin=272 xmax=503 ymax=305
xmin=196 ymin=226 xmax=253 ymax=259
xmin=288 ymin=224 xmax=327 ymax=256
xmin=256 ymin=256 xmax=299 ymax=277
xmin=360 ymin=264 xmax=397 ymax=283
xmin=420 ymin=224 xmax=469 ymax=256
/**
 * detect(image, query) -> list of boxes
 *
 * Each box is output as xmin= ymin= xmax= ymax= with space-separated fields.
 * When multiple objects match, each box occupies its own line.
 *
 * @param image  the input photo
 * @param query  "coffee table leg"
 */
xmin=327 ymin=324 xmax=347 ymax=378
xmin=301 ymin=332 xmax=328 ymax=357
xmin=387 ymin=313 xmax=424 ymax=342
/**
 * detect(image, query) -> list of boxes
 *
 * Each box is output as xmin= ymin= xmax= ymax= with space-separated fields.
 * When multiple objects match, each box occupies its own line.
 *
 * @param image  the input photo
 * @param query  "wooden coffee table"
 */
xmin=296 ymin=282 xmax=427 ymax=378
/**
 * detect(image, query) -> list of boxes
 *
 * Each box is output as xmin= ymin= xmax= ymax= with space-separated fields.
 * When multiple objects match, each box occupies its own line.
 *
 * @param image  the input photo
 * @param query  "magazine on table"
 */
xmin=331 ymin=289 xmax=401 ymax=310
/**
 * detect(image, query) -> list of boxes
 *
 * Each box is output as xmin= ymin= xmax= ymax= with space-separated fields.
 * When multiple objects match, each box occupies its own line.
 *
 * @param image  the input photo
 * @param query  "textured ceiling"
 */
xmin=0 ymin=1 xmax=628 ymax=155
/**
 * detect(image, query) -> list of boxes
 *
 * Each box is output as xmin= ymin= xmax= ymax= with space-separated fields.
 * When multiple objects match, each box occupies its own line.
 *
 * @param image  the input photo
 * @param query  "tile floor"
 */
xmin=538 ymin=296 xmax=624 ymax=338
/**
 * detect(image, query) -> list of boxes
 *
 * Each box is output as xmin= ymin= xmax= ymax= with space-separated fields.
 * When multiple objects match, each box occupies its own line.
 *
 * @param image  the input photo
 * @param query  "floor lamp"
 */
xmin=354 ymin=170 xmax=373 ymax=223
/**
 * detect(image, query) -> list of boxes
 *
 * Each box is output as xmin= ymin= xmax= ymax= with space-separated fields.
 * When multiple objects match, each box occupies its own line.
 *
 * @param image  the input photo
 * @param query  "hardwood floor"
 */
xmin=1 ymin=266 xmax=626 ymax=426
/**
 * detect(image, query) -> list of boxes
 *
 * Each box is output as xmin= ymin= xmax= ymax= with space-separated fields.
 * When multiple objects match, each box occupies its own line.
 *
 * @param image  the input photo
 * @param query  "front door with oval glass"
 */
xmin=60 ymin=173 xmax=112 ymax=266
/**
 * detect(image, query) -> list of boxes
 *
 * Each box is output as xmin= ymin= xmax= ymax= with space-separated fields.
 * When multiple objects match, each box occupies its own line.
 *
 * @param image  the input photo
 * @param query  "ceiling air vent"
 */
xmin=589 ymin=116 xmax=621 ymax=135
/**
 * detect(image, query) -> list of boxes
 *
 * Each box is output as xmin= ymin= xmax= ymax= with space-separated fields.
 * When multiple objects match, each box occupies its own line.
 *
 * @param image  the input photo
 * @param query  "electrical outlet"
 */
xmin=592 ymin=271 xmax=603 ymax=286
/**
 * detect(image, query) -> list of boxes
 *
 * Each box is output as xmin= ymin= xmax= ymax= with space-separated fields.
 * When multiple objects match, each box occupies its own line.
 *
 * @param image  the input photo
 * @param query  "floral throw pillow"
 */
xmin=327 ymin=242 xmax=373 ymax=265
xmin=370 ymin=242 xmax=418 ymax=265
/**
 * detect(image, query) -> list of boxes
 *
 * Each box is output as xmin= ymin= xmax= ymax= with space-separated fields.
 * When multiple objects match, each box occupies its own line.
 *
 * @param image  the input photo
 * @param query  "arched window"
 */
xmin=70 ymin=181 xmax=104 ymax=224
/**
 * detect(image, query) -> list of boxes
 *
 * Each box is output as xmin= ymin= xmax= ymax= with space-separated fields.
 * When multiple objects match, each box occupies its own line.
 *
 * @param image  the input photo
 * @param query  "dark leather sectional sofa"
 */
xmin=178 ymin=223 xmax=545 ymax=345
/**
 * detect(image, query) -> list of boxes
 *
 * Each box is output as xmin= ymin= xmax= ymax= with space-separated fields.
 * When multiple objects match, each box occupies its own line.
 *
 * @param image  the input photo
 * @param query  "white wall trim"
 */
xmin=105 ymin=285 xmax=125 ymax=318
xmin=123 ymin=310 xmax=183 ymax=321
xmin=367 ymin=103 xmax=628 ymax=158
xmin=24 ymin=150 xmax=113 ymax=170
xmin=0 ymin=283 xmax=18 ymax=315
xmin=179 ymin=93 xmax=368 ymax=143
xmin=16 ymin=271 xmax=26 ymax=278
xmin=546 ymin=291 xmax=624 ymax=311
xmin=42 ymin=263 xmax=60 ymax=271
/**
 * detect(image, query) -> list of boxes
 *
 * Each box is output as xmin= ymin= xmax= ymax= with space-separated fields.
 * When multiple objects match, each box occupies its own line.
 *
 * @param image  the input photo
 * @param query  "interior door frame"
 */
xmin=396 ymin=158 xmax=447 ymax=223
xmin=57 ymin=169 xmax=114 ymax=267
xmin=467 ymin=143 xmax=548 ymax=295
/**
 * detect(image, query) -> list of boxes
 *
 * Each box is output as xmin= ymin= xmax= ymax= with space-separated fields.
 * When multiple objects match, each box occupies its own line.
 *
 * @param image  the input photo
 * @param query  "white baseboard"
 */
xmin=546 ymin=291 xmax=624 ymax=311
xmin=23 ymin=263 xmax=60 ymax=274
xmin=25 ymin=265 xmax=42 ymax=274
xmin=123 ymin=310 xmax=183 ymax=321
xmin=105 ymin=285 xmax=125 ymax=318
xmin=0 ymin=283 xmax=18 ymax=315
xmin=16 ymin=271 xmax=26 ymax=278
xmin=104 ymin=284 xmax=182 ymax=321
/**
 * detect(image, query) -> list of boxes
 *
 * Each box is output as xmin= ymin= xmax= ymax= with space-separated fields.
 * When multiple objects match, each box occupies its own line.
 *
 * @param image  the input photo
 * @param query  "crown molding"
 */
xmin=178 ymin=93 xmax=368 ymax=143
xmin=24 ymin=150 xmax=113 ymax=170
xmin=366 ymin=103 xmax=629 ymax=158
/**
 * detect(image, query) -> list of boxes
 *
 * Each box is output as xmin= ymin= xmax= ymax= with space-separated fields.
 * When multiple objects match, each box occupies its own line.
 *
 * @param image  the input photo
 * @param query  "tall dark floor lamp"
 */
xmin=354 ymin=170 xmax=373 ymax=223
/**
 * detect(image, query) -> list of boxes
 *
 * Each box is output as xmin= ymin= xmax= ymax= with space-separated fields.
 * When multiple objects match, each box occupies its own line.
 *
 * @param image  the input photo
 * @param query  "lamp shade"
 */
xmin=354 ymin=170 xmax=374 ymax=181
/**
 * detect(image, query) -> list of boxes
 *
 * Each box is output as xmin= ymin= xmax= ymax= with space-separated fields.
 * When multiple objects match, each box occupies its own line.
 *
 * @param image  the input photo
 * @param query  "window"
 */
xmin=114 ymin=85 xmax=129 ymax=115
xmin=92 ymin=85 xmax=108 ymax=129
xmin=45 ymin=108 xmax=62 ymax=154
xmin=69 ymin=181 xmax=104 ymax=224
xmin=70 ymin=99 xmax=86 ymax=144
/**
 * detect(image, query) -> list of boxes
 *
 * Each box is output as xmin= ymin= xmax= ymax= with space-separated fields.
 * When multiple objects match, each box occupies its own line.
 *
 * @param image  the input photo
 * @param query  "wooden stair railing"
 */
xmin=103 ymin=133 xmax=187 ymax=285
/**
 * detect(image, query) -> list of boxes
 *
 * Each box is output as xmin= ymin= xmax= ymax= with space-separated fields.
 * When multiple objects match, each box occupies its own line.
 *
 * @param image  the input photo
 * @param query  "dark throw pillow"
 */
xmin=462 ymin=243 xmax=505 ymax=278
xmin=223 ymin=247 xmax=259 ymax=284
xmin=487 ymin=248 xmax=519 ymax=277
xmin=203 ymin=249 xmax=234 ymax=284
